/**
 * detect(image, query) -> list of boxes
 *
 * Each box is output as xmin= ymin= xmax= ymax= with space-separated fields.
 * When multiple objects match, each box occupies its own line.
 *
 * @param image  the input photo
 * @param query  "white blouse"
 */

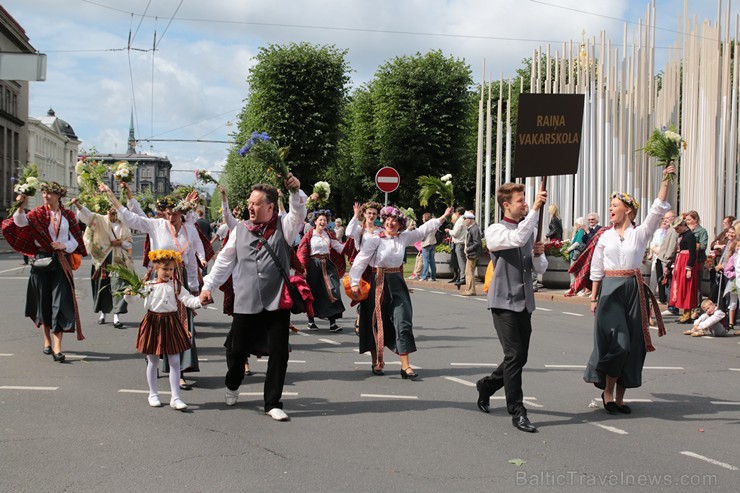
xmin=345 ymin=217 xmax=383 ymax=246
xmin=309 ymin=230 xmax=344 ymax=255
xmin=13 ymin=209 xmax=78 ymax=254
xmin=349 ymin=218 xmax=442 ymax=286
xmin=116 ymin=206 xmax=205 ymax=291
xmin=125 ymin=280 xmax=202 ymax=313
xmin=590 ymin=198 xmax=671 ymax=281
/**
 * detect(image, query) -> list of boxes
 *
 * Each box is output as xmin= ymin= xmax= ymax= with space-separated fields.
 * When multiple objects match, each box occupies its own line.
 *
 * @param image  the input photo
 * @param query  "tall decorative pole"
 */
xmin=475 ymin=59 xmax=485 ymax=222
xmin=484 ymin=76 xmax=493 ymax=229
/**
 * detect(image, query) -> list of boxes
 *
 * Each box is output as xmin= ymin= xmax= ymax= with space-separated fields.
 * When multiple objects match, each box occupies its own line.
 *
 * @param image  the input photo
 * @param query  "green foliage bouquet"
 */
xmin=105 ymin=264 xmax=150 ymax=298
xmin=639 ymin=124 xmax=685 ymax=181
xmin=76 ymin=156 xmax=108 ymax=191
xmin=308 ymin=181 xmax=331 ymax=209
xmin=238 ymin=131 xmax=294 ymax=194
xmin=418 ymin=174 xmax=455 ymax=207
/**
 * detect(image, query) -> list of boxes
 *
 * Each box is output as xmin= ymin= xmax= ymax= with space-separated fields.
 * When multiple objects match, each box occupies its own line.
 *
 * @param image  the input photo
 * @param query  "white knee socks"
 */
xmin=146 ymin=355 xmax=158 ymax=397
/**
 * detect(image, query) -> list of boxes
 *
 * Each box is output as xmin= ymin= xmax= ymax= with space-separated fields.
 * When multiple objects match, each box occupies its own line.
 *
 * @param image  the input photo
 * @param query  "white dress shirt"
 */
xmin=590 ymin=198 xmax=671 ymax=282
xmin=484 ymin=209 xmax=548 ymax=275
xmin=349 ymin=218 xmax=441 ymax=286
xmin=13 ymin=208 xmax=78 ymax=254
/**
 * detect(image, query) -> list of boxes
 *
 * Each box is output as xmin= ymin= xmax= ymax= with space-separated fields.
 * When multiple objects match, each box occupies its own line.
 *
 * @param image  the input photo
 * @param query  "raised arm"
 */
xmin=100 ymin=183 xmax=156 ymax=234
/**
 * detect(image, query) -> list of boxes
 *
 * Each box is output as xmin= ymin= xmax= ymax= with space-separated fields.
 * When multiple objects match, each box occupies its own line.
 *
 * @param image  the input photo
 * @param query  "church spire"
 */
xmin=127 ymin=109 xmax=136 ymax=154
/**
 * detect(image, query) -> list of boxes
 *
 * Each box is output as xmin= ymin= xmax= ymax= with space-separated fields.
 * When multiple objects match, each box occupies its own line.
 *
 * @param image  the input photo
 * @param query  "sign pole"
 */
xmin=385 ymin=192 xmax=388 ymax=206
xmin=536 ymin=176 xmax=547 ymax=241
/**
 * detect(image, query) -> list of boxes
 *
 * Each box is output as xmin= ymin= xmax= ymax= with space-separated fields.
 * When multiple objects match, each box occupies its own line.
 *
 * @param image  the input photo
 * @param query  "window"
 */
xmin=157 ymin=182 xmax=164 ymax=193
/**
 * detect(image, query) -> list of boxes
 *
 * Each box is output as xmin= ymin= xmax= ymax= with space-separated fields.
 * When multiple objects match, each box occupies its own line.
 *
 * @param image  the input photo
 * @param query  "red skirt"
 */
xmin=670 ymin=251 xmax=699 ymax=310
xmin=136 ymin=311 xmax=192 ymax=356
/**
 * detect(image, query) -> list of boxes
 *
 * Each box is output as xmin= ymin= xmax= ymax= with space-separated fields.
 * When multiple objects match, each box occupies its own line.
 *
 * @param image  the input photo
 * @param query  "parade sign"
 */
xmin=375 ymin=166 xmax=400 ymax=193
xmin=513 ymin=93 xmax=585 ymax=177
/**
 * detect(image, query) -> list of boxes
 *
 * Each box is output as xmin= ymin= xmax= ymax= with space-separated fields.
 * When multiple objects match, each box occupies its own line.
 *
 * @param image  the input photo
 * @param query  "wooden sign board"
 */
xmin=513 ymin=93 xmax=585 ymax=177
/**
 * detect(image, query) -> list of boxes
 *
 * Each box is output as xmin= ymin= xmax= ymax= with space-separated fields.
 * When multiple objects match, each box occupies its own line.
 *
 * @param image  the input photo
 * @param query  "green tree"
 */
xmin=224 ymin=42 xmax=351 ymax=208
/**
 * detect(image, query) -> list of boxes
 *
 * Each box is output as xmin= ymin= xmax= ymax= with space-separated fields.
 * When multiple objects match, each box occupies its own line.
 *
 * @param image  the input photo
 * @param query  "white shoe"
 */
xmin=660 ymin=309 xmax=674 ymax=316
xmin=266 ymin=408 xmax=290 ymax=421
xmin=170 ymin=398 xmax=187 ymax=410
xmin=225 ymin=389 xmax=239 ymax=406
xmin=148 ymin=394 xmax=162 ymax=407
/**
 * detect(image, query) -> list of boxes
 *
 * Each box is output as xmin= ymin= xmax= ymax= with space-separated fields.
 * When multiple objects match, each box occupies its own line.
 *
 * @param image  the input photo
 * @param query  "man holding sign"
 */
xmin=475 ymin=184 xmax=548 ymax=433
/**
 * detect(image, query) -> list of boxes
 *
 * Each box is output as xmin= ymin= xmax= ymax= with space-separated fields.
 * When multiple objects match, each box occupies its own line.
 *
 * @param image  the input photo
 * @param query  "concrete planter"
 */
xmin=434 ymin=252 xmax=453 ymax=278
xmin=541 ymin=255 xmax=571 ymax=288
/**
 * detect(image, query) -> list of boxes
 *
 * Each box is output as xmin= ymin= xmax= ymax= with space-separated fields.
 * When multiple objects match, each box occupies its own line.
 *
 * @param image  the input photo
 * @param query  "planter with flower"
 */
xmin=541 ymin=239 xmax=572 ymax=288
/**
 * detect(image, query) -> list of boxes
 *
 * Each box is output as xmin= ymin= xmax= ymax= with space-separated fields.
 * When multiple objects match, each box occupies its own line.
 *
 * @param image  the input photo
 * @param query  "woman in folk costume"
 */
xmin=2 ymin=182 xmax=87 ymax=361
xmin=350 ymin=205 xmax=452 ymax=378
xmin=669 ymin=217 xmax=699 ymax=323
xmin=584 ymin=165 xmax=674 ymax=414
xmin=297 ymin=210 xmax=346 ymax=332
xmin=100 ymin=184 xmax=207 ymax=390
xmin=344 ymin=201 xmax=384 ymax=334
xmin=71 ymin=198 xmax=133 ymax=328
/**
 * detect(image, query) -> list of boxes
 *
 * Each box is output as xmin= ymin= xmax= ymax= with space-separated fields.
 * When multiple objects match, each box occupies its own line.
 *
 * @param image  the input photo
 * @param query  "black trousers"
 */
xmin=478 ymin=308 xmax=532 ymax=418
xmin=225 ymin=309 xmax=290 ymax=411
xmin=655 ymin=259 xmax=667 ymax=303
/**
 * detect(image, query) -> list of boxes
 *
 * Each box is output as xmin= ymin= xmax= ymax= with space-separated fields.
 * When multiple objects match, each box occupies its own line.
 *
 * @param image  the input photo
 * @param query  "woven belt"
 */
xmin=371 ymin=266 xmax=404 ymax=369
xmin=311 ymin=254 xmax=330 ymax=259
xmin=604 ymin=269 xmax=666 ymax=351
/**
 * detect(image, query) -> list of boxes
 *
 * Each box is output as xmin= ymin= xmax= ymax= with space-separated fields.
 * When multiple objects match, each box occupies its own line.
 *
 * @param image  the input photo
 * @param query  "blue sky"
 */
xmin=5 ymin=0 xmax=733 ymax=186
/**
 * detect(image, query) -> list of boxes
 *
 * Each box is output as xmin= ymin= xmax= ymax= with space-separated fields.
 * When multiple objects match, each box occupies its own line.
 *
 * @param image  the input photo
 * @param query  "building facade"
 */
xmin=27 ymin=109 xmax=80 ymax=207
xmin=0 ymin=6 xmax=33 ymax=215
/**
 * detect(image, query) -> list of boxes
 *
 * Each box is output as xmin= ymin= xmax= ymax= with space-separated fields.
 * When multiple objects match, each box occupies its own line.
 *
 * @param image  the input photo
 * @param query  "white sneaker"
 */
xmin=148 ymin=394 xmax=162 ymax=407
xmin=266 ymin=408 xmax=290 ymax=421
xmin=170 ymin=398 xmax=187 ymax=410
xmin=225 ymin=389 xmax=239 ymax=406
xmin=660 ymin=309 xmax=674 ymax=316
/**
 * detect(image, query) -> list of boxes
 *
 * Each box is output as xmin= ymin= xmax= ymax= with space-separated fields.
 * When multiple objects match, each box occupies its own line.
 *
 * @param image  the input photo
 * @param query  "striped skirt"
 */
xmin=136 ymin=311 xmax=192 ymax=356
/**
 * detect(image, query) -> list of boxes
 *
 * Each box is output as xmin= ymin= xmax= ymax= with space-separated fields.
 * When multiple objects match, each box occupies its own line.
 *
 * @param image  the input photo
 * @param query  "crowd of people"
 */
xmin=4 ymin=162 xmax=734 ymax=431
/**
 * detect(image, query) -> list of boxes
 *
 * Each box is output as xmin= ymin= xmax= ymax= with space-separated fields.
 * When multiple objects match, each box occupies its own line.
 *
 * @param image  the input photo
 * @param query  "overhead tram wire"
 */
xmin=137 ymin=139 xmax=230 ymax=144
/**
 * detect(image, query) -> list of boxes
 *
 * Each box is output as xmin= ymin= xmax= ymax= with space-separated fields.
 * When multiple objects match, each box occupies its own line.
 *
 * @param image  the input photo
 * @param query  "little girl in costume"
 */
xmin=125 ymin=249 xmax=204 ymax=410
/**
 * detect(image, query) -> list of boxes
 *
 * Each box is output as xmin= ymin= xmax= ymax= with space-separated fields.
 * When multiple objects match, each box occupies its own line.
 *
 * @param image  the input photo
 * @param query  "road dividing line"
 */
xmin=354 ymin=361 xmax=421 ymax=369
xmin=0 ymin=353 xmax=14 ymax=357
xmin=443 ymin=376 xmax=476 ymax=387
xmin=680 ymin=451 xmax=738 ymax=471
xmin=0 ymin=386 xmax=58 ymax=391
xmin=643 ymin=366 xmax=684 ymax=370
xmin=241 ymin=392 xmax=297 ymax=396
xmin=295 ymin=331 xmax=310 ymax=337
xmin=205 ymin=306 xmax=217 ymax=310
xmin=65 ymin=354 xmax=111 ymax=360
xmin=198 ymin=358 xmax=210 ymax=362
xmin=450 ymin=363 xmax=498 ymax=367
xmin=252 ymin=359 xmax=306 ymax=363
xmin=430 ymin=291 xmax=445 ymax=295
xmin=562 ymin=312 xmax=584 ymax=317
xmin=728 ymin=368 xmax=740 ymax=372
xmin=545 ymin=364 xmax=586 ymax=369
xmin=318 ymin=338 xmax=341 ymax=346
xmin=710 ymin=401 xmax=740 ymax=406
xmin=536 ymin=308 xmax=552 ymax=312
xmin=523 ymin=400 xmax=543 ymax=408
xmin=361 ymin=393 xmax=418 ymax=400
xmin=0 ymin=266 xmax=26 ymax=274
xmin=119 ymin=389 xmax=171 ymax=395
xmin=589 ymin=422 xmax=629 ymax=435
xmin=492 ymin=396 xmax=537 ymax=401
xmin=414 ymin=288 xmax=426 ymax=291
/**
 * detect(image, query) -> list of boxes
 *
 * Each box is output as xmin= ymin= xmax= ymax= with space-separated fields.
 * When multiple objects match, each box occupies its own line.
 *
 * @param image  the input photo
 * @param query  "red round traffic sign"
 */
xmin=375 ymin=166 xmax=400 ymax=193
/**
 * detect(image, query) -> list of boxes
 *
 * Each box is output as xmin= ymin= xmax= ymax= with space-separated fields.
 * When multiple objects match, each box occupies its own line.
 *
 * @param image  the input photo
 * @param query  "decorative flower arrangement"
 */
xmin=113 ymin=161 xmax=135 ymax=183
xmin=418 ymin=174 xmax=455 ymax=207
xmin=76 ymin=156 xmax=108 ymax=191
xmin=308 ymin=181 xmax=331 ymax=209
xmin=173 ymin=199 xmax=196 ymax=213
xmin=639 ymin=124 xmax=686 ymax=181
xmin=238 ymin=131 xmax=294 ymax=193
xmin=544 ymin=239 xmax=571 ymax=259
xmin=135 ymin=189 xmax=157 ymax=215
xmin=79 ymin=191 xmax=112 ymax=214
xmin=400 ymin=207 xmax=417 ymax=222
xmin=194 ymin=169 xmax=218 ymax=185
xmin=148 ymin=249 xmax=183 ymax=263
xmin=8 ymin=163 xmax=40 ymax=216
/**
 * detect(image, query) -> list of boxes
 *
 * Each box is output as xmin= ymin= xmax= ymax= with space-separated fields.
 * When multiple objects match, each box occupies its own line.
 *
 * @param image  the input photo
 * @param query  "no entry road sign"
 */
xmin=375 ymin=167 xmax=400 ymax=193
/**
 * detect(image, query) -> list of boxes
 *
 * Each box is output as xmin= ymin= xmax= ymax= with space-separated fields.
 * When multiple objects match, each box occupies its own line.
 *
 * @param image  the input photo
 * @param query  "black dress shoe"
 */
xmin=512 ymin=415 xmax=537 ymax=433
xmin=400 ymin=367 xmax=418 ymax=379
xmin=97 ymin=318 xmax=106 ymax=325
xmin=113 ymin=321 xmax=124 ymax=329
xmin=43 ymin=346 xmax=52 ymax=355
xmin=447 ymin=279 xmax=458 ymax=284
xmin=616 ymin=404 xmax=632 ymax=414
xmin=52 ymin=352 xmax=66 ymax=363
xmin=601 ymin=392 xmax=618 ymax=413
xmin=475 ymin=380 xmax=490 ymax=413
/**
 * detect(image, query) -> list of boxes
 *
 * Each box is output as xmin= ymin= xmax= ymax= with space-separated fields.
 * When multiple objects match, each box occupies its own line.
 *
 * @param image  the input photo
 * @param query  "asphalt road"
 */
xmin=1 ymin=237 xmax=739 ymax=492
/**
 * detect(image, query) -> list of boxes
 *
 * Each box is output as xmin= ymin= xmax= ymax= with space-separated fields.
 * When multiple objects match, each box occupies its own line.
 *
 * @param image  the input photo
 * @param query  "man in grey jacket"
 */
xmin=655 ymin=210 xmax=678 ymax=311
xmin=461 ymin=211 xmax=483 ymax=296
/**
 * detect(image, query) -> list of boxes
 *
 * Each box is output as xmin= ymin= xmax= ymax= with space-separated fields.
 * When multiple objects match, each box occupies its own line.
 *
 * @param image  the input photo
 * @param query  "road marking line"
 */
xmin=240 ymin=392 xmax=297 ymax=396
xmin=354 ymin=362 xmax=421 ymax=369
xmin=0 ymin=276 xmax=40 ymax=280
xmin=522 ymin=399 xmax=543 ymax=408
xmin=0 ymin=266 xmax=26 ymax=274
xmin=537 ymin=308 xmax=552 ymax=312
xmin=205 ymin=306 xmax=217 ymax=310
xmin=353 ymin=349 xmax=360 ymax=352
xmin=0 ymin=353 xmax=14 ymax=357
xmin=590 ymin=422 xmax=629 ymax=435
xmin=492 ymin=396 xmax=537 ymax=401
xmin=545 ymin=365 xmax=586 ymax=368
xmin=361 ymin=393 xmax=418 ymax=400
xmin=623 ymin=399 xmax=653 ymax=403
xmin=64 ymin=354 xmax=111 ymax=360
xmin=318 ymin=338 xmax=341 ymax=346
xmin=414 ymin=288 xmax=426 ymax=291
xmin=0 ymin=386 xmax=58 ymax=391
xmin=475 ymin=298 xmax=487 ymax=301
xmin=443 ymin=376 xmax=476 ymax=387
xmin=254 ymin=359 xmax=306 ymax=363
xmin=198 ymin=358 xmax=210 ymax=362
xmin=450 ymin=363 xmax=498 ymax=367
xmin=562 ymin=311 xmax=584 ymax=317
xmin=710 ymin=401 xmax=740 ymax=405
xmin=296 ymin=331 xmax=310 ymax=337
xmin=119 ymin=389 xmax=171 ymax=395
xmin=644 ymin=366 xmax=684 ymax=370
xmin=680 ymin=451 xmax=738 ymax=471
xmin=729 ymin=368 xmax=740 ymax=371
xmin=430 ymin=291 xmax=445 ymax=294
xmin=452 ymin=294 xmax=467 ymax=298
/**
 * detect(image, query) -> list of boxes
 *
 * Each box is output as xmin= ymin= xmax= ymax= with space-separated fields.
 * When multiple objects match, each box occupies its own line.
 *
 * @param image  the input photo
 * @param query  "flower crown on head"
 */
xmin=313 ymin=209 xmax=332 ymax=217
xmin=156 ymin=195 xmax=177 ymax=211
xmin=362 ymin=201 xmax=383 ymax=214
xmin=148 ymin=249 xmax=183 ymax=264
xmin=380 ymin=205 xmax=408 ymax=230
xmin=40 ymin=181 xmax=68 ymax=197
xmin=611 ymin=192 xmax=640 ymax=211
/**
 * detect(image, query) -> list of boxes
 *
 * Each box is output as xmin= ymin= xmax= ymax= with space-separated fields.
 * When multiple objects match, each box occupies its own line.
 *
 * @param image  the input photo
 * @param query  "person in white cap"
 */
xmin=461 ymin=211 xmax=483 ymax=296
